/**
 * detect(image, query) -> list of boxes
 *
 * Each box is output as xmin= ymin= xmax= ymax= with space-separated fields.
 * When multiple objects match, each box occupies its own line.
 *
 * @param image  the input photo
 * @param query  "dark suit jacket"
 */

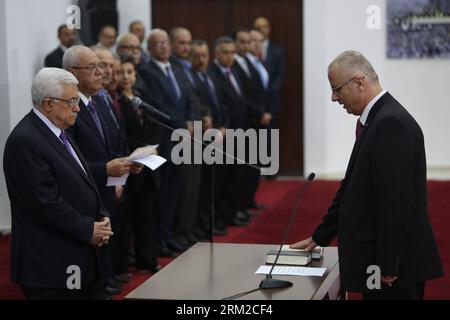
xmin=44 ymin=47 xmax=64 ymax=68
xmin=66 ymin=99 xmax=116 ymax=217
xmin=92 ymin=93 xmax=128 ymax=158
xmin=139 ymin=60 xmax=194 ymax=159
xmin=3 ymin=110 xmax=108 ymax=288
xmin=140 ymin=60 xmax=193 ymax=130
xmin=232 ymin=57 xmax=269 ymax=127
xmin=208 ymin=63 xmax=248 ymax=130
xmin=263 ymin=41 xmax=285 ymax=114
xmin=312 ymin=93 xmax=443 ymax=292
xmin=192 ymin=70 xmax=226 ymax=128
xmin=170 ymin=56 xmax=206 ymax=121
xmin=119 ymin=93 xmax=161 ymax=189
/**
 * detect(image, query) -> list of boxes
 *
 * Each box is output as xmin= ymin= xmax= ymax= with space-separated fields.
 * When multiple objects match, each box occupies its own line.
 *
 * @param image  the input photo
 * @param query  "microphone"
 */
xmin=259 ymin=172 xmax=316 ymax=289
xmin=131 ymin=96 xmax=171 ymax=123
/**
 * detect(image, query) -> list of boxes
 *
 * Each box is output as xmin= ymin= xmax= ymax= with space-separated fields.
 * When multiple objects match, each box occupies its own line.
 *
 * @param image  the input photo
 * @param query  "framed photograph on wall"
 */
xmin=387 ymin=0 xmax=450 ymax=58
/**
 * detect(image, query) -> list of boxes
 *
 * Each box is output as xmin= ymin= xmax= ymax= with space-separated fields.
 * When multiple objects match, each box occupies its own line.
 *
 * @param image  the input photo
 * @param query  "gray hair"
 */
xmin=31 ymin=68 xmax=78 ymax=107
xmin=329 ymin=50 xmax=379 ymax=83
xmin=214 ymin=36 xmax=234 ymax=49
xmin=147 ymin=28 xmax=168 ymax=43
xmin=62 ymin=45 xmax=90 ymax=70
xmin=169 ymin=27 xmax=191 ymax=42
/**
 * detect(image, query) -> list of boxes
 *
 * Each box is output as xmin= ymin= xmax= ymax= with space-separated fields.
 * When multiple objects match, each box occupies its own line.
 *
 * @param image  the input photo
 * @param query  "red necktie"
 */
xmin=356 ymin=119 xmax=364 ymax=140
xmin=108 ymin=90 xmax=122 ymax=119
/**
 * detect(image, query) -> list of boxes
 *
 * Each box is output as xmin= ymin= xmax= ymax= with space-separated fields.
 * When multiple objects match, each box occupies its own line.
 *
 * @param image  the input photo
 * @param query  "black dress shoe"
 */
xmin=107 ymin=278 xmax=123 ymax=289
xmin=247 ymin=202 xmax=268 ymax=209
xmin=167 ymin=239 xmax=188 ymax=252
xmin=115 ymin=273 xmax=132 ymax=283
xmin=137 ymin=264 xmax=162 ymax=274
xmin=213 ymin=227 xmax=228 ymax=236
xmin=185 ymin=233 xmax=200 ymax=245
xmin=175 ymin=236 xmax=192 ymax=249
xmin=193 ymin=228 xmax=209 ymax=240
xmin=157 ymin=246 xmax=176 ymax=257
xmin=105 ymin=285 xmax=122 ymax=296
xmin=150 ymin=264 xmax=162 ymax=272
xmin=226 ymin=217 xmax=249 ymax=227
xmin=236 ymin=210 xmax=251 ymax=221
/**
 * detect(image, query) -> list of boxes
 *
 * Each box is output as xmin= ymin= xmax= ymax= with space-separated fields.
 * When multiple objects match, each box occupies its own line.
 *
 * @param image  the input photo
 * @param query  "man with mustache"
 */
xmin=3 ymin=68 xmax=113 ymax=299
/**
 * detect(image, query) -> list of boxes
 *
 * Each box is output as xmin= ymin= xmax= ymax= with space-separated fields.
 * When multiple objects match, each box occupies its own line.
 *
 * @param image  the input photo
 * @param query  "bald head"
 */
xmin=63 ymin=45 xmax=104 ymax=97
xmin=253 ymin=17 xmax=271 ymax=39
xmin=147 ymin=29 xmax=170 ymax=62
xmin=129 ymin=20 xmax=146 ymax=43
xmin=329 ymin=50 xmax=379 ymax=84
xmin=117 ymin=33 xmax=142 ymax=65
xmin=92 ymin=47 xmax=114 ymax=86
xmin=170 ymin=27 xmax=192 ymax=60
xmin=98 ymin=25 xmax=117 ymax=49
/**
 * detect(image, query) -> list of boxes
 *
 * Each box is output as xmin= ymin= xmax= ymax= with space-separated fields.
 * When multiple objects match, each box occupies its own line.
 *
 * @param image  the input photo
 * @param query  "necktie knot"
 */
xmin=59 ymin=130 xmax=68 ymax=143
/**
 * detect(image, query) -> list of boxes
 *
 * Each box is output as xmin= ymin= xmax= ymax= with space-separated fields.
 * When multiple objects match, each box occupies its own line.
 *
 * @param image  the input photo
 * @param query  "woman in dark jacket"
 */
xmin=118 ymin=54 xmax=163 ymax=273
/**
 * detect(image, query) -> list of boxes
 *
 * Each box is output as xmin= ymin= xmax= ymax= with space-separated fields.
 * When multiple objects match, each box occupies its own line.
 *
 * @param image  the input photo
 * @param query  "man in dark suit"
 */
xmin=190 ymin=39 xmax=228 ymax=238
xmin=208 ymin=37 xmax=252 ymax=228
xmin=44 ymin=25 xmax=76 ymax=68
xmin=169 ymin=27 xmax=204 ymax=248
xmin=253 ymin=17 xmax=285 ymax=124
xmin=129 ymin=20 xmax=150 ymax=64
xmin=140 ymin=29 xmax=194 ymax=254
xmin=116 ymin=33 xmax=154 ymax=106
xmin=63 ymin=45 xmax=142 ymax=296
xmin=3 ymin=68 xmax=113 ymax=299
xmin=232 ymin=28 xmax=270 ymax=210
xmin=291 ymin=51 xmax=443 ymax=300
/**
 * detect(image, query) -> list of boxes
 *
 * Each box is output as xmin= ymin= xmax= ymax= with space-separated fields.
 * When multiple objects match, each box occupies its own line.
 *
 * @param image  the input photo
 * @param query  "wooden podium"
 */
xmin=126 ymin=243 xmax=341 ymax=300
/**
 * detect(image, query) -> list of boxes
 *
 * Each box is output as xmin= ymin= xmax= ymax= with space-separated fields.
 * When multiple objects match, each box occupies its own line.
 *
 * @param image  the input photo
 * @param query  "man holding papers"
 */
xmin=63 ymin=46 xmax=143 ymax=297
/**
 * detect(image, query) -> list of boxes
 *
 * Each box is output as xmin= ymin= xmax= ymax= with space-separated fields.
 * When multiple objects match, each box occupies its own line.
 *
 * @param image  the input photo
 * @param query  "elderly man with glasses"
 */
xmin=3 ymin=68 xmax=113 ymax=299
xmin=62 ymin=45 xmax=142 ymax=298
xmin=291 ymin=50 xmax=443 ymax=300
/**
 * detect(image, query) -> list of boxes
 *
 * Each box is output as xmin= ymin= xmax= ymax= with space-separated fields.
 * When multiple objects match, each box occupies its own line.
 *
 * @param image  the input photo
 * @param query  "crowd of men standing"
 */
xmin=3 ymin=17 xmax=285 ymax=300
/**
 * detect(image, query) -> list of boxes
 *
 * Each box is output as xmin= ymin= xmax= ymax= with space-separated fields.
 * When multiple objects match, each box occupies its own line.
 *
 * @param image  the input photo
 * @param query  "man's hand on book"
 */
xmin=290 ymin=237 xmax=318 ymax=252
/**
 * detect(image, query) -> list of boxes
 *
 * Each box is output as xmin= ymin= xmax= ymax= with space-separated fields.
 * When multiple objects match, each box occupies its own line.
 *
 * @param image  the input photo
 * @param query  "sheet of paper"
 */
xmin=132 ymin=154 xmax=167 ymax=171
xmin=255 ymin=265 xmax=326 ymax=277
xmin=106 ymin=173 xmax=129 ymax=186
xmin=128 ymin=145 xmax=159 ymax=160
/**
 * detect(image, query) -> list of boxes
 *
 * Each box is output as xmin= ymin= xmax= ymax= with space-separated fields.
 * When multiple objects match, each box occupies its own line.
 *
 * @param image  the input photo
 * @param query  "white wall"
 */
xmin=0 ymin=0 xmax=152 ymax=230
xmin=0 ymin=0 xmax=75 ymax=231
xmin=304 ymin=0 xmax=450 ymax=176
xmin=117 ymin=0 xmax=152 ymax=35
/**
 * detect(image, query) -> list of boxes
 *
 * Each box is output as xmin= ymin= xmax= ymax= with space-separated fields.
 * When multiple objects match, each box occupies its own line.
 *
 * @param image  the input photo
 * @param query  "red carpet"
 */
xmin=1 ymin=180 xmax=448 ymax=300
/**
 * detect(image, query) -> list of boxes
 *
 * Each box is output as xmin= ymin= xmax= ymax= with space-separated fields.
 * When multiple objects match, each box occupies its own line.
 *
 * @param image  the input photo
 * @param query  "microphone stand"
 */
xmin=259 ymin=173 xmax=315 ymax=289
xmin=140 ymin=110 xmax=262 ymax=243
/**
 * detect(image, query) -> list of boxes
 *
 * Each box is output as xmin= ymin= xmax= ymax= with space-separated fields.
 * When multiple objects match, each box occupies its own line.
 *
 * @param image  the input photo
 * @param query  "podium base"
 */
xmin=259 ymin=278 xmax=293 ymax=289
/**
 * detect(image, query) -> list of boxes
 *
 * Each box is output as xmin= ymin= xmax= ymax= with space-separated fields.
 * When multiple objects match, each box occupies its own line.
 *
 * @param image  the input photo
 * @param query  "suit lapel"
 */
xmin=343 ymin=93 xmax=391 ymax=181
xmin=78 ymin=100 xmax=109 ymax=152
xmin=92 ymin=97 xmax=113 ymax=156
xmin=66 ymin=133 xmax=103 ymax=193
xmin=150 ymin=61 xmax=174 ymax=99
xmin=28 ymin=111 xmax=99 ymax=190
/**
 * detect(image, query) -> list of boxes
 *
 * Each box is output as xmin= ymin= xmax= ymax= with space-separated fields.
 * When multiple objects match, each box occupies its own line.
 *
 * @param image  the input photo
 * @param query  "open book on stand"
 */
xmin=265 ymin=245 xmax=324 ymax=266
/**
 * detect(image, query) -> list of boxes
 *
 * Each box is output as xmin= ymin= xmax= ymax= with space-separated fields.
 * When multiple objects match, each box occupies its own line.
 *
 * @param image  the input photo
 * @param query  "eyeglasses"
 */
xmin=72 ymin=62 xmax=108 ymax=71
xmin=331 ymin=76 xmax=358 ymax=94
xmin=153 ymin=40 xmax=169 ymax=48
xmin=119 ymin=45 xmax=141 ymax=52
xmin=49 ymin=97 xmax=80 ymax=107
